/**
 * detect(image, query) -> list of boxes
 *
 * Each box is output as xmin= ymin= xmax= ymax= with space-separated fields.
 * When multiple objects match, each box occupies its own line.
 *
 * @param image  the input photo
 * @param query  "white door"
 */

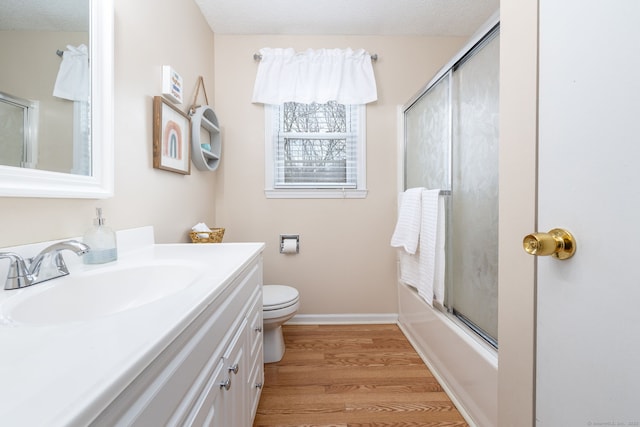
xmin=536 ymin=1 xmax=640 ymax=424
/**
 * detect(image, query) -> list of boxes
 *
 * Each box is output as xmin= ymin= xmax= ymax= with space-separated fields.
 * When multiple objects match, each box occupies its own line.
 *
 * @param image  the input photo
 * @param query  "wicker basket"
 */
xmin=189 ymin=228 xmax=225 ymax=243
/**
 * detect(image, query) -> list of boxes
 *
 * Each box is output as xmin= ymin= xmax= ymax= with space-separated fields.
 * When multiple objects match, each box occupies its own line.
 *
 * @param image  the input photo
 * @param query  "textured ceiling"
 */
xmin=0 ymin=0 xmax=499 ymax=35
xmin=0 ymin=0 xmax=88 ymax=31
xmin=194 ymin=0 xmax=499 ymax=36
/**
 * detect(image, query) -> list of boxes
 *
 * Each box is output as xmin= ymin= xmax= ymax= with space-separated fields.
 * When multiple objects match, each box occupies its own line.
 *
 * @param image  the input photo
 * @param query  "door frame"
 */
xmin=497 ymin=0 xmax=538 ymax=425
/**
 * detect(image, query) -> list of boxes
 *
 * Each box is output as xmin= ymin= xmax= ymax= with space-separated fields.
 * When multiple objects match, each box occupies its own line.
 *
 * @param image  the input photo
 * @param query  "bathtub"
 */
xmin=397 ymin=282 xmax=498 ymax=427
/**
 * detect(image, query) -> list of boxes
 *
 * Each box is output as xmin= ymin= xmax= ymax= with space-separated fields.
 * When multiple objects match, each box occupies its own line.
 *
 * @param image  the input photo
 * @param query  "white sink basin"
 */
xmin=3 ymin=263 xmax=202 ymax=325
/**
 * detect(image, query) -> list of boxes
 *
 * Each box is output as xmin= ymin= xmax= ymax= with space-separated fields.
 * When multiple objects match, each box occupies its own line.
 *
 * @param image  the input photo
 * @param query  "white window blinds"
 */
xmin=271 ymin=102 xmax=360 ymax=189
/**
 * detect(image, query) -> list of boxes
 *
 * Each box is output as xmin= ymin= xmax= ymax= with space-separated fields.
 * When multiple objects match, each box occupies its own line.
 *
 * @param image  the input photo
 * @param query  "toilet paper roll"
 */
xmin=281 ymin=238 xmax=298 ymax=254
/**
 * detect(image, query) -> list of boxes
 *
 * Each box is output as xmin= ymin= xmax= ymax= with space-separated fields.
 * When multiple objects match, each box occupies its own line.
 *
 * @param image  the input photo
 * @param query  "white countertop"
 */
xmin=0 ymin=227 xmax=264 ymax=426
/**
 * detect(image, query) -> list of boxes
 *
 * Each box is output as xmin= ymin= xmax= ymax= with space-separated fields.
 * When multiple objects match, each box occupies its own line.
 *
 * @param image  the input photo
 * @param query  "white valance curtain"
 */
xmin=251 ymin=47 xmax=378 ymax=105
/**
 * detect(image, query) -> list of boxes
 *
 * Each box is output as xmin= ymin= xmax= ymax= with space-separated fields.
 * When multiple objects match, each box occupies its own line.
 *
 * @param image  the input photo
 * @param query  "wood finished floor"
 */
xmin=253 ymin=324 xmax=468 ymax=427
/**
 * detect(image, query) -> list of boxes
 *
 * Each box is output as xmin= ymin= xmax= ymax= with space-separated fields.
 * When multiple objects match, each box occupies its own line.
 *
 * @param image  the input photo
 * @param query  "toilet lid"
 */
xmin=263 ymin=285 xmax=299 ymax=310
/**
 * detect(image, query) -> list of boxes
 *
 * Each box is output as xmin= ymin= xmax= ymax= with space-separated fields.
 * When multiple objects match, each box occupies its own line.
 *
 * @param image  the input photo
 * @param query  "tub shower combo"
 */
xmin=396 ymin=15 xmax=499 ymax=427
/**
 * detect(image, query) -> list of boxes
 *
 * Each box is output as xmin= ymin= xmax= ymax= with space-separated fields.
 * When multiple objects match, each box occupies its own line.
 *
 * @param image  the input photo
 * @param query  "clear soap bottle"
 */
xmin=83 ymin=208 xmax=117 ymax=264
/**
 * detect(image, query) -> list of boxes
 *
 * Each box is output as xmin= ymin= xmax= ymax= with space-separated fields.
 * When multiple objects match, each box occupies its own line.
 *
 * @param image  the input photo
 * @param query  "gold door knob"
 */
xmin=522 ymin=228 xmax=576 ymax=260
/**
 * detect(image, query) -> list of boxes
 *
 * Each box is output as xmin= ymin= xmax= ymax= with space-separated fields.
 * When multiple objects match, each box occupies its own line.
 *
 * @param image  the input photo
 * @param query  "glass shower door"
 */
xmin=402 ymin=26 xmax=500 ymax=347
xmin=450 ymin=32 xmax=500 ymax=344
xmin=405 ymin=74 xmax=450 ymax=191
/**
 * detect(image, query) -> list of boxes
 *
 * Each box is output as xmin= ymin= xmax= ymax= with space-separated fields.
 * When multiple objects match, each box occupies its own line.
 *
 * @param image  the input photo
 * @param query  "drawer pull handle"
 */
xmin=228 ymin=363 xmax=239 ymax=375
xmin=255 ymin=382 xmax=263 ymax=389
xmin=254 ymin=326 xmax=263 ymax=333
xmin=219 ymin=378 xmax=231 ymax=391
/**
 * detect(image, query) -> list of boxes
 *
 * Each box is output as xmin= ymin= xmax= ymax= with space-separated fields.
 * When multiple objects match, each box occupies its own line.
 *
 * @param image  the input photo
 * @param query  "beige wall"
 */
xmin=0 ymin=0 xmax=216 ymax=247
xmin=0 ymin=1 xmax=541 ymax=420
xmin=0 ymin=3 xmax=466 ymax=318
xmin=213 ymin=35 xmax=465 ymax=315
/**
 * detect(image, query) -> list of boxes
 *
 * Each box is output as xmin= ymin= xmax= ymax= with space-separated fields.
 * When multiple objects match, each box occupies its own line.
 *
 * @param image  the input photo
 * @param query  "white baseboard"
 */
xmin=287 ymin=313 xmax=399 ymax=325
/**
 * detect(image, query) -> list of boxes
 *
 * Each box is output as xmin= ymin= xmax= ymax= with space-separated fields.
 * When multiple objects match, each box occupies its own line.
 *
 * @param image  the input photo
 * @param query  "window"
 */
xmin=265 ymin=101 xmax=367 ymax=199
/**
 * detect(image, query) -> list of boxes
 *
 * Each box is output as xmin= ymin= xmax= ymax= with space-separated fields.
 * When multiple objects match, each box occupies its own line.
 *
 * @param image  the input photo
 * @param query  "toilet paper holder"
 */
xmin=279 ymin=234 xmax=299 ymax=254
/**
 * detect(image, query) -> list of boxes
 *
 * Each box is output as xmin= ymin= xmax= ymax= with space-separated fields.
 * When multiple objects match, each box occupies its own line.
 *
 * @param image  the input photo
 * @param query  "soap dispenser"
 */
xmin=83 ymin=208 xmax=117 ymax=264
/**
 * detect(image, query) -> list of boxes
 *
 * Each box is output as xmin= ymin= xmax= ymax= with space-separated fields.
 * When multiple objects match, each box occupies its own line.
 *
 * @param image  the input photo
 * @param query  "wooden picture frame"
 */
xmin=153 ymin=96 xmax=191 ymax=174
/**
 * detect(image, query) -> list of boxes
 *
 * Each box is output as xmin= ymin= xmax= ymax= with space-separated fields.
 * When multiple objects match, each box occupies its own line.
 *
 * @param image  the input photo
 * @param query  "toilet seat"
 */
xmin=263 ymin=285 xmax=299 ymax=311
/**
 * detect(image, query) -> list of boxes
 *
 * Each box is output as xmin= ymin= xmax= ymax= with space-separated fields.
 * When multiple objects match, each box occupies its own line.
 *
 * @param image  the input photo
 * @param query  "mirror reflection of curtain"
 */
xmin=54 ymin=44 xmax=91 ymax=175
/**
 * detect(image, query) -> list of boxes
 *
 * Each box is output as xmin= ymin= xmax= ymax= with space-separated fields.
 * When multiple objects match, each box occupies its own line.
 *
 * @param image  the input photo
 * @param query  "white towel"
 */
xmin=393 ymin=189 xmax=446 ymax=307
xmin=53 ymin=44 xmax=89 ymax=101
xmin=191 ymin=222 xmax=212 ymax=238
xmin=390 ymin=187 xmax=424 ymax=254
xmin=433 ymin=195 xmax=446 ymax=303
xmin=417 ymin=189 xmax=445 ymax=306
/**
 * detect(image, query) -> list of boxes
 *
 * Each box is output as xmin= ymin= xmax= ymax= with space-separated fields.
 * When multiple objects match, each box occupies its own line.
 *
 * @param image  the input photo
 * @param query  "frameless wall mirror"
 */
xmin=0 ymin=0 xmax=114 ymax=198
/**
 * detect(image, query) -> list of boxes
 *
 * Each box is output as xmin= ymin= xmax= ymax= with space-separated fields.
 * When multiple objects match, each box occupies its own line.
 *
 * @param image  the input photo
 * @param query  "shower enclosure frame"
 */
xmin=396 ymin=12 xmax=500 ymax=427
xmin=0 ymin=91 xmax=39 ymax=169
xmin=402 ymin=21 xmax=500 ymax=348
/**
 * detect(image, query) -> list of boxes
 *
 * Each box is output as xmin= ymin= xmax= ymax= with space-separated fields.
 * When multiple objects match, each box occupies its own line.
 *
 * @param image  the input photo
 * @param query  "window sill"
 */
xmin=265 ymin=189 xmax=368 ymax=199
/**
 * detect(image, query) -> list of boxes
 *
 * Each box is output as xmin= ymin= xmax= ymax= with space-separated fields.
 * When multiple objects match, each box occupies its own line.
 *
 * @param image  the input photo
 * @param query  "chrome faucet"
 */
xmin=0 ymin=240 xmax=90 ymax=290
xmin=0 ymin=253 xmax=33 ymax=290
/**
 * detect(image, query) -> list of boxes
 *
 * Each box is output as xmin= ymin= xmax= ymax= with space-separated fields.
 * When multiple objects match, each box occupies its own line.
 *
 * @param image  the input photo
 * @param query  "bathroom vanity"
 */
xmin=0 ymin=227 xmax=264 ymax=426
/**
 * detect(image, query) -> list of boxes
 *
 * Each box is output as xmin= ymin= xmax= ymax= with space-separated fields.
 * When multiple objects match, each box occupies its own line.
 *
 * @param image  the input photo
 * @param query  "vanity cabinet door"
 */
xmin=89 ymin=257 xmax=264 ymax=427
xmin=246 ymin=288 xmax=263 ymax=366
xmin=185 ymin=359 xmax=225 ymax=426
xmin=185 ymin=318 xmax=248 ymax=427
xmin=222 ymin=322 xmax=247 ymax=427
xmin=246 ymin=288 xmax=264 ymax=418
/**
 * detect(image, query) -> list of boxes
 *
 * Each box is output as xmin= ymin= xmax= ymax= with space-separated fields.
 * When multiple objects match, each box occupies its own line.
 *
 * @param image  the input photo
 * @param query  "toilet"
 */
xmin=262 ymin=285 xmax=300 ymax=363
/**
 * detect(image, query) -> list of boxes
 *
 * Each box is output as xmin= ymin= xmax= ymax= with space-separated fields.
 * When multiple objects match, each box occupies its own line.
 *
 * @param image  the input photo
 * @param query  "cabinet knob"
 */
xmin=255 ymin=382 xmax=263 ymax=389
xmin=254 ymin=326 xmax=263 ymax=333
xmin=219 ymin=378 xmax=231 ymax=391
xmin=228 ymin=363 xmax=239 ymax=375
